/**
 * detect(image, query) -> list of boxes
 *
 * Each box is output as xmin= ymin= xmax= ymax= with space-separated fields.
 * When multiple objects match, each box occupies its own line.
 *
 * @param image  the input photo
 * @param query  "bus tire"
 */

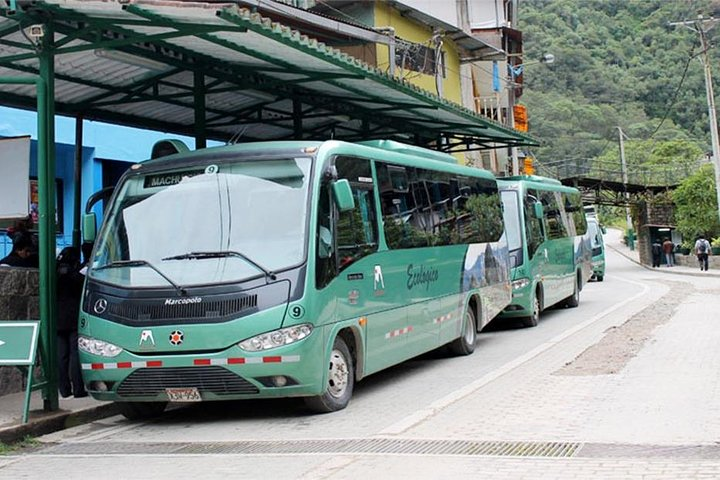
xmin=117 ymin=401 xmax=167 ymax=421
xmin=448 ymin=307 xmax=477 ymax=356
xmin=305 ymin=337 xmax=354 ymax=413
xmin=597 ymin=275 xmax=604 ymax=282
xmin=521 ymin=289 xmax=540 ymax=328
xmin=563 ymin=275 xmax=580 ymax=308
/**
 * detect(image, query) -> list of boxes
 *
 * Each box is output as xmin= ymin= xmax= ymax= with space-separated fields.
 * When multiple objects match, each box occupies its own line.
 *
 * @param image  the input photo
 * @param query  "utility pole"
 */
xmin=617 ymin=126 xmax=634 ymax=250
xmin=669 ymin=16 xmax=720 ymax=224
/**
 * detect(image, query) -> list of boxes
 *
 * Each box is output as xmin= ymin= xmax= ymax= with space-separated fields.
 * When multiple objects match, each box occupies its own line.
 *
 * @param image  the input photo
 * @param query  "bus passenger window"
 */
xmin=378 ymin=163 xmax=427 ymax=249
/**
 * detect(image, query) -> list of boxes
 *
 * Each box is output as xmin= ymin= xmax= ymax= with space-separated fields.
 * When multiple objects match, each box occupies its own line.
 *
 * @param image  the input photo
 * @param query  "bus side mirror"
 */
xmin=332 ymin=179 xmax=355 ymax=212
xmin=601 ymin=225 xmax=607 ymax=234
xmin=533 ymin=202 xmax=544 ymax=219
xmin=82 ymin=213 xmax=97 ymax=243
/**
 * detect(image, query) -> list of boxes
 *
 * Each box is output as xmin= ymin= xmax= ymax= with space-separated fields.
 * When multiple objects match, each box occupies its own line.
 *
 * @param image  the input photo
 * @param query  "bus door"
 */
xmin=523 ymin=189 xmax=547 ymax=287
xmin=331 ymin=157 xmax=409 ymax=374
xmin=540 ymin=190 xmax=574 ymax=305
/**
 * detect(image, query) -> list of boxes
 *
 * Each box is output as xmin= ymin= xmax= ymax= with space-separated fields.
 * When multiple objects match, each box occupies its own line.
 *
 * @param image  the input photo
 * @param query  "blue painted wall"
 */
xmin=1 ymin=139 xmax=132 ymax=257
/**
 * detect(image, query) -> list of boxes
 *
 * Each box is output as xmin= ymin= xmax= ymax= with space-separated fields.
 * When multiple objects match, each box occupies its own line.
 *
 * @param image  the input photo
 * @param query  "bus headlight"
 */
xmin=511 ymin=278 xmax=530 ymax=290
xmin=238 ymin=324 xmax=313 ymax=352
xmin=78 ymin=335 xmax=123 ymax=357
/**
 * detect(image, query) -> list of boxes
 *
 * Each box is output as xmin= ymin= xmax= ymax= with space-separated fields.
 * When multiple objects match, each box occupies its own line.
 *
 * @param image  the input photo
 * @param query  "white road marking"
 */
xmin=379 ymin=274 xmax=652 ymax=435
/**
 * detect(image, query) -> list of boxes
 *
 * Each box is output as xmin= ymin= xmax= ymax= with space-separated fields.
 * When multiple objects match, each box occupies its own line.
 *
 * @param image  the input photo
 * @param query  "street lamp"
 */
xmin=508 ymin=53 xmax=554 ymax=175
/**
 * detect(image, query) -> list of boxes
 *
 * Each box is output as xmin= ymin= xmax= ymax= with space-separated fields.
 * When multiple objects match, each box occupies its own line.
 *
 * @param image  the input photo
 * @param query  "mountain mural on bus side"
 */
xmin=461 ymin=241 xmax=509 ymax=292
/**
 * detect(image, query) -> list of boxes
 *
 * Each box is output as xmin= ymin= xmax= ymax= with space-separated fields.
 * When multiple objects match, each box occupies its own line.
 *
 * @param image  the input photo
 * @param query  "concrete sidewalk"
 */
xmin=605 ymin=228 xmax=720 ymax=278
xmin=0 ymin=389 xmax=117 ymax=444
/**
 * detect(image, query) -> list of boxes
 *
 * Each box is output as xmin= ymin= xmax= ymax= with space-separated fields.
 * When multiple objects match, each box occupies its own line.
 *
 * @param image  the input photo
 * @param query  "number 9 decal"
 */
xmin=290 ymin=305 xmax=305 ymax=319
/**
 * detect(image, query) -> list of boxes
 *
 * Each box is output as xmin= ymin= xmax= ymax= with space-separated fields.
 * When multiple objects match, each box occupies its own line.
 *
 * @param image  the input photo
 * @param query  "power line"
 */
xmin=647 ymin=42 xmax=697 ymax=140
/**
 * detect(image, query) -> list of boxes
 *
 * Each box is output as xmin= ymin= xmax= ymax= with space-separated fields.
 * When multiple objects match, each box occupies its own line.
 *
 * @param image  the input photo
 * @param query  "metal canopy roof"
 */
xmin=0 ymin=0 xmax=537 ymax=152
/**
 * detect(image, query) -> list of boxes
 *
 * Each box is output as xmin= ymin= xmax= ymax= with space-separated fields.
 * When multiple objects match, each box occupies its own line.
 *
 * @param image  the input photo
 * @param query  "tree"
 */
xmin=672 ymin=163 xmax=720 ymax=243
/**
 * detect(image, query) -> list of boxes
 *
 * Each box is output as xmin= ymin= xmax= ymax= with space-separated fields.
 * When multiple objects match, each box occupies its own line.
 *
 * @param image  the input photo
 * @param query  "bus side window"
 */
xmin=541 ymin=191 xmax=567 ymax=240
xmin=315 ymin=184 xmax=337 ymax=289
xmin=334 ymin=157 xmax=379 ymax=271
xmin=378 ymin=162 xmax=427 ymax=249
xmin=565 ymin=192 xmax=587 ymax=235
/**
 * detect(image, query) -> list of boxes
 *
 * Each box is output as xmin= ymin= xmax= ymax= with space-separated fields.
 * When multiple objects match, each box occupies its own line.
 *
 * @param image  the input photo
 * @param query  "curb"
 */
xmin=606 ymin=243 xmax=720 ymax=279
xmin=0 ymin=402 xmax=119 ymax=444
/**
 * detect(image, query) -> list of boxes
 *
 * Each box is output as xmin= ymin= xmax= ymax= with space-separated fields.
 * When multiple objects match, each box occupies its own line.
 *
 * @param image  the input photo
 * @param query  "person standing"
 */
xmin=56 ymin=246 xmax=88 ymax=398
xmin=695 ymin=235 xmax=711 ymax=271
xmin=662 ymin=237 xmax=674 ymax=267
xmin=651 ymin=239 xmax=662 ymax=268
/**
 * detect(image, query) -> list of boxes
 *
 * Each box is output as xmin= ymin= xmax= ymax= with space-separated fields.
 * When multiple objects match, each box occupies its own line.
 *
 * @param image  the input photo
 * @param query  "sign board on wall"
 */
xmin=0 ymin=136 xmax=31 ymax=219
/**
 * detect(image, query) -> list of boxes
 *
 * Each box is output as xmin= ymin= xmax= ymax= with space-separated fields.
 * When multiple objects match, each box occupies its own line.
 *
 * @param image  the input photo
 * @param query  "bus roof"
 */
xmin=497 ymin=175 xmax=581 ymax=194
xmin=137 ymin=139 xmax=495 ymax=180
xmin=500 ymin=174 xmax=562 ymax=185
xmin=357 ymin=140 xmax=457 ymax=164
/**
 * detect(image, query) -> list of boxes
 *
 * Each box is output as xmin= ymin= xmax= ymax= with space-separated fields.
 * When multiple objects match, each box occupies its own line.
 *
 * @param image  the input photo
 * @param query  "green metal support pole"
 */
xmin=72 ymin=116 xmax=83 ymax=248
xmin=37 ymin=24 xmax=59 ymax=411
xmin=193 ymin=70 xmax=207 ymax=150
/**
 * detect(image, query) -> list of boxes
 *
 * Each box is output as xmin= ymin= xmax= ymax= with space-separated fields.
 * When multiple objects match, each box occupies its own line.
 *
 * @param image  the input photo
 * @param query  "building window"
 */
xmin=396 ymin=42 xmax=446 ymax=77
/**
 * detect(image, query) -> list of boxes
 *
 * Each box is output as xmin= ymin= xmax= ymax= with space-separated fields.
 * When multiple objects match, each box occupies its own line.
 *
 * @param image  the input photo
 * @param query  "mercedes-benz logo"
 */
xmin=93 ymin=298 xmax=108 ymax=314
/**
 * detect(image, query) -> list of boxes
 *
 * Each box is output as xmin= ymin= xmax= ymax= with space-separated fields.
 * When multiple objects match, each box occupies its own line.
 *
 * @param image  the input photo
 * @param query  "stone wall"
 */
xmin=0 ymin=267 xmax=40 ymax=396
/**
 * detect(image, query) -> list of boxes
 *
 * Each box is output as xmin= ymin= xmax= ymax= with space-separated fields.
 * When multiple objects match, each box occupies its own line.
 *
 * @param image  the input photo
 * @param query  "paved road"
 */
xmin=3 ymin=237 xmax=720 ymax=479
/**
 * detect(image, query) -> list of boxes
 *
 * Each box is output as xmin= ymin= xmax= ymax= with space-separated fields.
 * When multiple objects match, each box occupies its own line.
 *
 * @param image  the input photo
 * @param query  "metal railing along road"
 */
xmin=536 ymin=158 xmax=709 ymax=188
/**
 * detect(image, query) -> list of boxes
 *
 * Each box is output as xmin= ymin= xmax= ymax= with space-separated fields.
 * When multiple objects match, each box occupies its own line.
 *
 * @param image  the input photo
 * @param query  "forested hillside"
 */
xmin=519 ymin=0 xmax=720 ymax=167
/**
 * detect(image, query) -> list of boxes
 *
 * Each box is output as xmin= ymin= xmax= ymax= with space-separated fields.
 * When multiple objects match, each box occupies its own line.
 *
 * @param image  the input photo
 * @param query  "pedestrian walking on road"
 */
xmin=662 ymin=237 xmax=674 ymax=267
xmin=651 ymin=239 xmax=662 ymax=268
xmin=695 ymin=235 xmax=711 ymax=271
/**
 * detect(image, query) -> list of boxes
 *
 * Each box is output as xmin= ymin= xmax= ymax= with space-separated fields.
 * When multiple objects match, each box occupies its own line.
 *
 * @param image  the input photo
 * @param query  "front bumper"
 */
xmin=80 ymin=330 xmax=327 ymax=402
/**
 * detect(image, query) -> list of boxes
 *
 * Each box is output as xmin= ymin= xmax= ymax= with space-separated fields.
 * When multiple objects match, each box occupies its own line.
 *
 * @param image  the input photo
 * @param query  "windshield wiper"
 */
xmin=93 ymin=259 xmax=185 ymax=294
xmin=162 ymin=251 xmax=277 ymax=281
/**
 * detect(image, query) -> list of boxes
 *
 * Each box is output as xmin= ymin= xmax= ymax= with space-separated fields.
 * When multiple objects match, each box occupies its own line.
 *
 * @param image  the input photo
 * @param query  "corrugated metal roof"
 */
xmin=0 ymin=0 xmax=537 ymax=151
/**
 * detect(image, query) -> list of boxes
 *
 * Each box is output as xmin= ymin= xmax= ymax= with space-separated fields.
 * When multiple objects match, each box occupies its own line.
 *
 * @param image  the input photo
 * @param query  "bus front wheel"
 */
xmin=117 ymin=401 xmax=167 ymax=421
xmin=448 ymin=308 xmax=477 ymax=356
xmin=305 ymin=337 xmax=354 ymax=413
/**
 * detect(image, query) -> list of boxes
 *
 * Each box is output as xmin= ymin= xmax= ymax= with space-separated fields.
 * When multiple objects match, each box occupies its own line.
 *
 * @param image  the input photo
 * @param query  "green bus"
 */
xmin=78 ymin=139 xmax=511 ymax=418
xmin=498 ymin=175 xmax=590 ymax=327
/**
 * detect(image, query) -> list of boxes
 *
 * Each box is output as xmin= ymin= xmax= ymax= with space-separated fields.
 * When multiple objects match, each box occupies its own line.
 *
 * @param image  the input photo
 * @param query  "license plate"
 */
xmin=165 ymin=387 xmax=202 ymax=402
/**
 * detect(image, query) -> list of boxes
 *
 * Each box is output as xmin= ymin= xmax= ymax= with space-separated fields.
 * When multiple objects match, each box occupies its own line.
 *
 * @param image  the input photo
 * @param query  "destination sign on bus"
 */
xmin=143 ymin=170 xmax=204 ymax=188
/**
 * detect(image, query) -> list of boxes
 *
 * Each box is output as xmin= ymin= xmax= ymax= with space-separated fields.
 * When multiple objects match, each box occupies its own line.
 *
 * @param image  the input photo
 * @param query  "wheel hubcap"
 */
xmin=327 ymin=349 xmax=349 ymax=399
xmin=463 ymin=311 xmax=475 ymax=344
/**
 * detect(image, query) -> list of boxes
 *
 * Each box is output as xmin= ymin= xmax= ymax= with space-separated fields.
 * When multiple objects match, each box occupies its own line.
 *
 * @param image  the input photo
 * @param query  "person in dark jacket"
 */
xmin=651 ymin=239 xmax=662 ymax=268
xmin=0 ymin=233 xmax=37 ymax=267
xmin=56 ymin=246 xmax=87 ymax=398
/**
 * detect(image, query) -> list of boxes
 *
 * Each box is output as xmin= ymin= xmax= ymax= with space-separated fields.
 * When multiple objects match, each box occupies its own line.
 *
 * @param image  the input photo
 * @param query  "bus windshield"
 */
xmin=500 ymin=190 xmax=522 ymax=252
xmin=89 ymin=156 xmax=312 ymax=287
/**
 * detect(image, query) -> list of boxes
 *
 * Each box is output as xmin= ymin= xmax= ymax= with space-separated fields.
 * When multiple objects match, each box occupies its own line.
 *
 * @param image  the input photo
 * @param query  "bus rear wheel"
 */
xmin=305 ymin=337 xmax=354 ymax=413
xmin=117 ymin=401 xmax=167 ymax=421
xmin=521 ymin=290 xmax=540 ymax=328
xmin=563 ymin=275 xmax=580 ymax=308
xmin=448 ymin=308 xmax=477 ymax=356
